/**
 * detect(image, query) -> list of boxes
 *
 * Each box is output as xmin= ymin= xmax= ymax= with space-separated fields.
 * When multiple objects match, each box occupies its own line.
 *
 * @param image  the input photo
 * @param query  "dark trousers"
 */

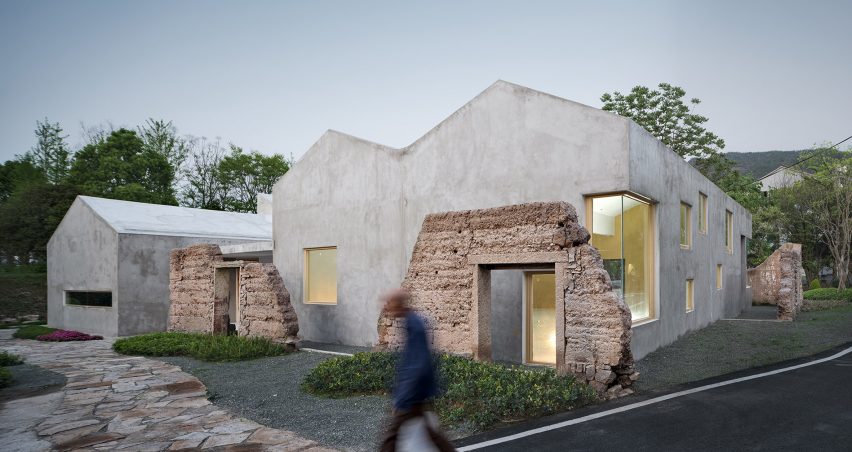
xmin=380 ymin=404 xmax=456 ymax=452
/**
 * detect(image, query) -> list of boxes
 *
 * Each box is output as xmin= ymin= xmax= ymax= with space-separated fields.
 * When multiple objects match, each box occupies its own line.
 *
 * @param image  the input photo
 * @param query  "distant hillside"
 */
xmin=724 ymin=150 xmax=804 ymax=179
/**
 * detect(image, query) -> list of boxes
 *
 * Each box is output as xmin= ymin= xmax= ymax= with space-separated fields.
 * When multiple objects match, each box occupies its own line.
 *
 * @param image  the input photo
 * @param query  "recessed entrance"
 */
xmin=526 ymin=272 xmax=556 ymax=365
xmin=213 ymin=266 xmax=240 ymax=334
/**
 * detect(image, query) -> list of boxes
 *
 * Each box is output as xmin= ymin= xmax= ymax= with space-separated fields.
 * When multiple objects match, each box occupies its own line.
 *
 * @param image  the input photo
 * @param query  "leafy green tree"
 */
xmin=25 ymin=118 xmax=71 ymax=183
xmin=138 ymin=119 xmax=189 ymax=185
xmin=0 ymin=181 xmax=79 ymax=264
xmin=69 ymin=128 xmax=177 ymax=205
xmin=601 ymin=83 xmax=725 ymax=160
xmin=0 ymin=158 xmax=44 ymax=203
xmin=215 ymin=145 xmax=290 ymax=212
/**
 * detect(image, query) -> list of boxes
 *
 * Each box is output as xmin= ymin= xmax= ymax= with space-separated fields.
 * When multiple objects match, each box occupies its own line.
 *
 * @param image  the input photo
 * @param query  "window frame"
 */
xmin=680 ymin=202 xmax=692 ymax=249
xmin=64 ymin=290 xmax=113 ymax=308
xmin=303 ymin=246 xmax=338 ymax=305
xmin=698 ymin=193 xmax=708 ymax=234
xmin=725 ymin=210 xmax=733 ymax=254
xmin=716 ymin=264 xmax=723 ymax=290
xmin=685 ymin=279 xmax=694 ymax=312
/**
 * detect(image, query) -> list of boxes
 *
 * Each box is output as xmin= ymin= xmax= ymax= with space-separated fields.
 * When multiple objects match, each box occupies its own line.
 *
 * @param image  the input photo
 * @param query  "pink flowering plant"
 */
xmin=36 ymin=329 xmax=103 ymax=342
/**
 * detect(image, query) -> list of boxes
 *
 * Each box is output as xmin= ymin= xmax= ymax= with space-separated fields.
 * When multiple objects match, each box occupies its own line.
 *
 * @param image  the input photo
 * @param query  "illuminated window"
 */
xmin=304 ymin=247 xmax=337 ymax=304
xmin=716 ymin=264 xmax=723 ymax=289
xmin=725 ymin=210 xmax=733 ymax=254
xmin=526 ymin=272 xmax=556 ymax=365
xmin=587 ymin=193 xmax=655 ymax=322
xmin=66 ymin=291 xmax=112 ymax=307
xmin=680 ymin=203 xmax=692 ymax=249
xmin=698 ymin=193 xmax=708 ymax=234
xmin=686 ymin=279 xmax=694 ymax=312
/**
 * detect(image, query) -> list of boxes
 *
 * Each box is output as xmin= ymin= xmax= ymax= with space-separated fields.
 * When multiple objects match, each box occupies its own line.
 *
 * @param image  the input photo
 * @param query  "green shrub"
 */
xmin=809 ymin=279 xmax=821 ymax=290
xmin=0 ymin=367 xmax=11 ymax=389
xmin=302 ymin=352 xmax=596 ymax=430
xmin=803 ymin=288 xmax=852 ymax=302
xmin=0 ymin=351 xmax=23 ymax=366
xmin=113 ymin=332 xmax=288 ymax=362
xmin=13 ymin=325 xmax=57 ymax=339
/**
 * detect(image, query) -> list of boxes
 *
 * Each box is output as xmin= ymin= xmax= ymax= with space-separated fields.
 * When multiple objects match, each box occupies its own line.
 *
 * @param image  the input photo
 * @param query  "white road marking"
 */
xmin=720 ymin=318 xmax=783 ymax=322
xmin=458 ymin=345 xmax=852 ymax=451
xmin=301 ymin=347 xmax=354 ymax=357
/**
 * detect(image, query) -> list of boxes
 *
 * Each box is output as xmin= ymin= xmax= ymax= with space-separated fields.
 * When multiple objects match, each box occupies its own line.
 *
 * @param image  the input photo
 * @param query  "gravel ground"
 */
xmin=0 ymin=363 xmax=66 ymax=402
xmin=635 ymin=303 xmax=852 ymax=391
xmin=160 ymin=351 xmax=390 ymax=451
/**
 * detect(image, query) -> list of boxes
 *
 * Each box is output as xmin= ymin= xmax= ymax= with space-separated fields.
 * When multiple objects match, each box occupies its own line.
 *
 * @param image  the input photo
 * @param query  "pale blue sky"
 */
xmin=1 ymin=0 xmax=850 ymax=163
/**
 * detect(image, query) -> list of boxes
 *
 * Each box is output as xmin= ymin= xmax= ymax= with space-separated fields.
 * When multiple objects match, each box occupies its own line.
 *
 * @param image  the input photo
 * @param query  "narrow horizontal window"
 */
xmin=66 ymin=291 xmax=112 ymax=307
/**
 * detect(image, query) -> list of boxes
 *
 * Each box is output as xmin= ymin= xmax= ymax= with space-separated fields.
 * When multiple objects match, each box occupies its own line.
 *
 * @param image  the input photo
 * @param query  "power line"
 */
xmin=786 ymin=134 xmax=852 ymax=169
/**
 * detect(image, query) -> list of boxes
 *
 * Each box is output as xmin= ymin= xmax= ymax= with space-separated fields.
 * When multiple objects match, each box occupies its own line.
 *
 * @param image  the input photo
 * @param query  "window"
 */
xmin=685 ymin=279 xmax=694 ymax=312
xmin=526 ymin=272 xmax=556 ymax=365
xmin=304 ymin=247 xmax=337 ymax=304
xmin=716 ymin=264 xmax=723 ymax=289
xmin=680 ymin=203 xmax=691 ymax=249
xmin=725 ymin=210 xmax=733 ymax=254
xmin=587 ymin=193 xmax=655 ymax=322
xmin=698 ymin=193 xmax=708 ymax=234
xmin=66 ymin=291 xmax=112 ymax=307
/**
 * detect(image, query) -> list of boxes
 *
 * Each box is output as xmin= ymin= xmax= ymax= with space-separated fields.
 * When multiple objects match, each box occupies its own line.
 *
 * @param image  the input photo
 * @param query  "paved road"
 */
xmin=457 ymin=346 xmax=852 ymax=451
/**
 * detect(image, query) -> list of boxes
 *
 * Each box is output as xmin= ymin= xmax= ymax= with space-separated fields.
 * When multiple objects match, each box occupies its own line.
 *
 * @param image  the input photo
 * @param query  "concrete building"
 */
xmin=272 ymin=80 xmax=752 ymax=360
xmin=758 ymin=165 xmax=803 ymax=192
xmin=47 ymin=196 xmax=273 ymax=337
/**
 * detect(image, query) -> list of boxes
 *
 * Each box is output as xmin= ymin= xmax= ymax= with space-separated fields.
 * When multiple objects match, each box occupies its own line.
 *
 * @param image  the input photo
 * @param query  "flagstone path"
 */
xmin=0 ymin=337 xmax=335 ymax=451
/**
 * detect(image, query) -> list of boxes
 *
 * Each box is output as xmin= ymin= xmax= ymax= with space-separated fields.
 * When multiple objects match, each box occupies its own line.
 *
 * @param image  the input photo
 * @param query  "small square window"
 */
xmin=686 ymin=279 xmax=694 ymax=312
xmin=304 ymin=247 xmax=337 ymax=304
xmin=680 ymin=203 xmax=692 ymax=249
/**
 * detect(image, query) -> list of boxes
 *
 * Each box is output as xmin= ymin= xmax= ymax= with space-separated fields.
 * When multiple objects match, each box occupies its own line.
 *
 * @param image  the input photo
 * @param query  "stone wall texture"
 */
xmin=377 ymin=202 xmax=636 ymax=395
xmin=168 ymin=244 xmax=222 ymax=333
xmin=748 ymin=243 xmax=804 ymax=321
xmin=168 ymin=244 xmax=299 ymax=341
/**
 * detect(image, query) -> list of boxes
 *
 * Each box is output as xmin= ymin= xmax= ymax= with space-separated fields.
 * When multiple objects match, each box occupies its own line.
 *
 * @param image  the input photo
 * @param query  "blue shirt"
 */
xmin=392 ymin=311 xmax=438 ymax=411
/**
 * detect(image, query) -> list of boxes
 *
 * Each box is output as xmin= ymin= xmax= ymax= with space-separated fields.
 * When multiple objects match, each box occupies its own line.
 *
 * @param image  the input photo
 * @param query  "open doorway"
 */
xmin=213 ymin=266 xmax=240 ymax=334
xmin=525 ymin=272 xmax=556 ymax=365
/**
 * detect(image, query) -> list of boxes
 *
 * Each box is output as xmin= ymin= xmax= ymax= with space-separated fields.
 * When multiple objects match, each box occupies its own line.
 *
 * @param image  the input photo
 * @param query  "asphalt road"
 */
xmin=456 ymin=345 xmax=852 ymax=451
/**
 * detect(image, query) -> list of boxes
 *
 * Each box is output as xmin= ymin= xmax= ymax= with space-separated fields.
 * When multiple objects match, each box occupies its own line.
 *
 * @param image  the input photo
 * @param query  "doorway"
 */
xmin=213 ymin=266 xmax=240 ymax=334
xmin=525 ymin=272 xmax=556 ymax=365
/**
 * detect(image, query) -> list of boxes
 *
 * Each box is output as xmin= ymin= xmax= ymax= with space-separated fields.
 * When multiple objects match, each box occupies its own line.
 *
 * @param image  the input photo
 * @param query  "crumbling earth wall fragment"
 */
xmin=748 ymin=243 xmax=804 ymax=321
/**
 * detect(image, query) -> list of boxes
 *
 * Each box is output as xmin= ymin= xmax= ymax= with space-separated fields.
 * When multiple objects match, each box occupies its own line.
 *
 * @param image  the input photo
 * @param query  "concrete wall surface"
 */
xmin=273 ymin=80 xmax=753 ymax=360
xmin=47 ymin=198 xmax=119 ymax=336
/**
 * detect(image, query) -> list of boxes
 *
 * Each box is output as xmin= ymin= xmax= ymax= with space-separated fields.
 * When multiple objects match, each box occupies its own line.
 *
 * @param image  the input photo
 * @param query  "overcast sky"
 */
xmin=1 ymin=0 xmax=850 ymax=163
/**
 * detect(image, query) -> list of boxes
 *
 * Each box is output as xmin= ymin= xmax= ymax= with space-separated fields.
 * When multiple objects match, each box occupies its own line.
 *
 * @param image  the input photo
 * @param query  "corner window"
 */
xmin=304 ymin=247 xmax=337 ymax=304
xmin=725 ymin=210 xmax=733 ymax=254
xmin=587 ymin=193 xmax=655 ymax=322
xmin=716 ymin=264 xmax=723 ymax=289
xmin=698 ymin=193 xmax=708 ymax=234
xmin=685 ymin=279 xmax=694 ymax=312
xmin=66 ymin=291 xmax=112 ymax=307
xmin=680 ymin=203 xmax=692 ymax=249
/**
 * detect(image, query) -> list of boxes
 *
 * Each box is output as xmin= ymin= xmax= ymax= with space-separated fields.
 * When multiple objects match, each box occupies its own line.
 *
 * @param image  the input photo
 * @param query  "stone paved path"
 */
xmin=0 ymin=338 xmax=335 ymax=451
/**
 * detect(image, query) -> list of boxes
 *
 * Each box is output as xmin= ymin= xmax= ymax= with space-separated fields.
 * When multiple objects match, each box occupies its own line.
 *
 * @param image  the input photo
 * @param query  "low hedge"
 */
xmin=803 ymin=288 xmax=852 ymax=302
xmin=302 ymin=352 xmax=596 ymax=430
xmin=0 ymin=351 xmax=23 ymax=366
xmin=113 ymin=332 xmax=288 ymax=362
xmin=13 ymin=325 xmax=57 ymax=339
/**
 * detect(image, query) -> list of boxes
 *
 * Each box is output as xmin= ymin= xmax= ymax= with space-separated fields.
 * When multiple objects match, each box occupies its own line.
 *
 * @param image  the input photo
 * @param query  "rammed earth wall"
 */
xmin=748 ymin=243 xmax=804 ymax=321
xmin=168 ymin=244 xmax=298 ymax=341
xmin=377 ymin=202 xmax=637 ymax=395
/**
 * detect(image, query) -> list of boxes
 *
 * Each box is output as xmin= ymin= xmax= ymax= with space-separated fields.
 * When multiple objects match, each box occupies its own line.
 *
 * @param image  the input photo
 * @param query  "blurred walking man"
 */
xmin=380 ymin=289 xmax=455 ymax=452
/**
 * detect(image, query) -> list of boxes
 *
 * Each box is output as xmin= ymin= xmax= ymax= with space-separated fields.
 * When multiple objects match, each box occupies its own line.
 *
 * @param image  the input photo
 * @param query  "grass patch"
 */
xmin=0 ymin=367 xmax=11 ymax=389
xmin=113 ymin=332 xmax=289 ymax=362
xmin=0 ymin=351 xmax=23 ymax=366
xmin=803 ymin=288 xmax=852 ymax=302
xmin=302 ymin=352 xmax=595 ymax=430
xmin=0 ymin=321 xmax=45 ymax=329
xmin=13 ymin=325 xmax=57 ymax=339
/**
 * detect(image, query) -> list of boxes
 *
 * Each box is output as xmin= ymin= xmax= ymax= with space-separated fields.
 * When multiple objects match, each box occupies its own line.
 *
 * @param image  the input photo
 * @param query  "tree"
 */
xmin=180 ymin=136 xmax=227 ymax=210
xmin=25 ymin=118 xmax=71 ymax=183
xmin=777 ymin=151 xmax=852 ymax=289
xmin=601 ymin=83 xmax=725 ymax=160
xmin=69 ymin=128 xmax=177 ymax=205
xmin=214 ymin=146 xmax=290 ymax=212
xmin=0 ymin=181 xmax=79 ymax=264
xmin=138 ymin=119 xmax=189 ymax=185
xmin=0 ymin=158 xmax=44 ymax=203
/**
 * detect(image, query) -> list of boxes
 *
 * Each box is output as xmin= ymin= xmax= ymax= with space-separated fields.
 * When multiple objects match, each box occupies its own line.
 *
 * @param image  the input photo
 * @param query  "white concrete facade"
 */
xmin=272 ymin=81 xmax=753 ymax=359
xmin=47 ymin=197 xmax=273 ymax=337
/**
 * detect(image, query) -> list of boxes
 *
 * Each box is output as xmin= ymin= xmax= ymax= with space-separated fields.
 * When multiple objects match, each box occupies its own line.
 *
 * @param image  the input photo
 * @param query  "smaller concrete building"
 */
xmin=47 ymin=196 xmax=273 ymax=337
xmin=758 ymin=165 xmax=803 ymax=192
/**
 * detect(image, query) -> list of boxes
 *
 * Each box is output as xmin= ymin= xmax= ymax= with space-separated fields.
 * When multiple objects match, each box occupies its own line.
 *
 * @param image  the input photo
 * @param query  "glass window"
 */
xmin=680 ymin=203 xmax=691 ymax=249
xmin=304 ymin=247 xmax=337 ymax=304
xmin=725 ymin=210 xmax=733 ymax=254
xmin=66 ymin=291 xmax=112 ymax=307
xmin=589 ymin=194 xmax=654 ymax=322
xmin=686 ymin=279 xmax=694 ymax=312
xmin=716 ymin=264 xmax=723 ymax=289
xmin=526 ymin=272 xmax=556 ymax=365
xmin=698 ymin=193 xmax=708 ymax=234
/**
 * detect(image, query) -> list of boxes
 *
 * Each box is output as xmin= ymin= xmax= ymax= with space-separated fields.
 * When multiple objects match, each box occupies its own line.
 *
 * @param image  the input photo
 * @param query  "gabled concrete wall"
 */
xmin=47 ymin=198 xmax=119 ymax=336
